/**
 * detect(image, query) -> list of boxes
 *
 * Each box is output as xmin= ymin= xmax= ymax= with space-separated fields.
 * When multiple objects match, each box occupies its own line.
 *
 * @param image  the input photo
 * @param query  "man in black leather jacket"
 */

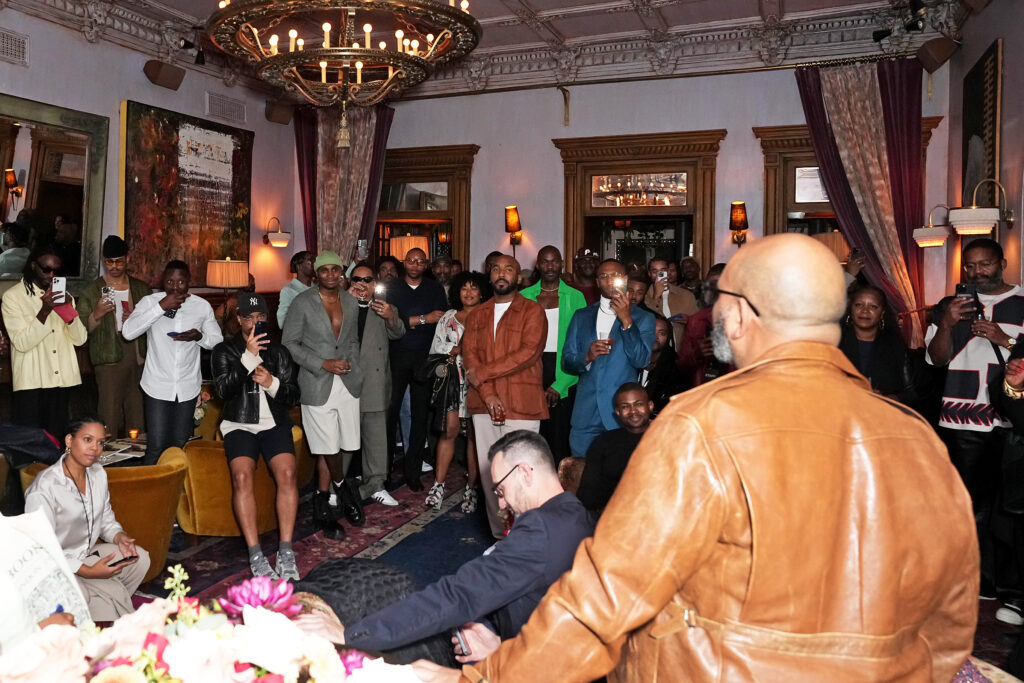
xmin=212 ymin=293 xmax=302 ymax=580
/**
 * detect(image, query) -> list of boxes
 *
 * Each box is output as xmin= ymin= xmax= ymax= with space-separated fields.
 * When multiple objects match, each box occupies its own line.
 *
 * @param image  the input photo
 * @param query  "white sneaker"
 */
xmin=328 ymin=492 xmax=338 ymax=507
xmin=997 ymin=605 xmax=1024 ymax=626
xmin=421 ymin=461 xmax=434 ymax=473
xmin=370 ymin=489 xmax=399 ymax=506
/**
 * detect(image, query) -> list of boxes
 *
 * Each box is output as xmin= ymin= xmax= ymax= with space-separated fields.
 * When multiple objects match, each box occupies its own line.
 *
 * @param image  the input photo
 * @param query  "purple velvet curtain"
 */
xmin=795 ymin=66 xmax=912 ymax=337
xmin=878 ymin=59 xmax=925 ymax=326
xmin=293 ymin=107 xmax=319 ymax=253
xmin=358 ymin=105 xmax=394 ymax=246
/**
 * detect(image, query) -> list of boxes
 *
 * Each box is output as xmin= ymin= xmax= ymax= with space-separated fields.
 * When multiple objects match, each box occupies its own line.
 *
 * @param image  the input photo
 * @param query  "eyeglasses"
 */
xmin=596 ymin=271 xmax=625 ymax=280
xmin=350 ymin=275 xmax=374 ymax=283
xmin=708 ymin=282 xmax=760 ymax=316
xmin=242 ymin=313 xmax=268 ymax=321
xmin=963 ymin=259 xmax=1000 ymax=272
xmin=491 ymin=463 xmax=521 ymax=498
xmin=405 ymin=258 xmax=427 ymax=265
xmin=104 ymin=258 xmax=126 ymax=266
xmin=35 ymin=263 xmax=57 ymax=274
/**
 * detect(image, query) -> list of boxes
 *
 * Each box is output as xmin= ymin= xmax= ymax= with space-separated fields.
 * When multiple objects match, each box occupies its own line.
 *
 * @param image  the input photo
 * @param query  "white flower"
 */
xmin=233 ymin=606 xmax=305 ymax=679
xmin=302 ymin=633 xmax=345 ymax=682
xmin=163 ymin=628 xmax=240 ymax=683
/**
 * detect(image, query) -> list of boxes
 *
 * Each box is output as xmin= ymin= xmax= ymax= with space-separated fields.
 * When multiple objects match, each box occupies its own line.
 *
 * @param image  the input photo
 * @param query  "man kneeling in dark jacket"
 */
xmin=213 ymin=293 xmax=301 ymax=581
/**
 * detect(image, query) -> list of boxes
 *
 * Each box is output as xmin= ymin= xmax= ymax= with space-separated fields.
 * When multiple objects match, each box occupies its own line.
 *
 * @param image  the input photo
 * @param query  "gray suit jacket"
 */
xmin=353 ymin=293 xmax=406 ymax=413
xmin=282 ymin=287 xmax=364 ymax=407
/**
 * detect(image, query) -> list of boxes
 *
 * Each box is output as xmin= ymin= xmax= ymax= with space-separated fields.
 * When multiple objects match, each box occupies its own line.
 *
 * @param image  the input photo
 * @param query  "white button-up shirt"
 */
xmin=122 ymin=292 xmax=222 ymax=401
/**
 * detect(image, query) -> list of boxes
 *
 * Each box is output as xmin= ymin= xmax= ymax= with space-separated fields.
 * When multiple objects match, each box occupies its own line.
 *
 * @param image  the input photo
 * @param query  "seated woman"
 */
xmin=24 ymin=416 xmax=150 ymax=622
xmin=424 ymin=271 xmax=491 ymax=512
xmin=838 ymin=284 xmax=921 ymax=407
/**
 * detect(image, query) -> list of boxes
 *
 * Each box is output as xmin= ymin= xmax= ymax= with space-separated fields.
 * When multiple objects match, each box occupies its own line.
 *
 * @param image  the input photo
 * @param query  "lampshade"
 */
xmin=811 ymin=230 xmax=850 ymax=264
xmin=390 ymin=235 xmax=430 ymax=260
xmin=913 ymin=204 xmax=952 ymax=247
xmin=505 ymin=205 xmax=521 ymax=233
xmin=729 ymin=201 xmax=748 ymax=231
xmin=3 ymin=169 xmax=16 ymax=188
xmin=206 ymin=258 xmax=250 ymax=289
xmin=949 ymin=178 xmax=1015 ymax=235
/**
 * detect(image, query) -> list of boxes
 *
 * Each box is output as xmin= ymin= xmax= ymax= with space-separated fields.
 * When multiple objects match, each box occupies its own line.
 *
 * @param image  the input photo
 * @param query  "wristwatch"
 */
xmin=1007 ymin=337 xmax=1018 ymax=352
xmin=418 ymin=314 xmax=426 ymax=327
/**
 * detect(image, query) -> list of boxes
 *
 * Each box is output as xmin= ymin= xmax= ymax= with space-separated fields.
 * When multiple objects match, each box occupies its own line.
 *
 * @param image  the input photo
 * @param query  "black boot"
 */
xmin=313 ymin=490 xmax=347 ymax=540
xmin=338 ymin=480 xmax=365 ymax=527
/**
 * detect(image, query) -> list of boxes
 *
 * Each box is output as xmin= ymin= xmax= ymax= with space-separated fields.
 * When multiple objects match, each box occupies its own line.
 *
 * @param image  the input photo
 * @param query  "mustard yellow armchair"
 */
xmin=20 ymin=450 xmax=187 ymax=584
xmin=175 ymin=425 xmax=313 ymax=537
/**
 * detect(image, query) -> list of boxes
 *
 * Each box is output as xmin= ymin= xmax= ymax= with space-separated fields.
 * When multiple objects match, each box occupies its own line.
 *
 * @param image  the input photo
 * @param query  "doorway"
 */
xmin=584 ymin=216 xmax=693 ymax=271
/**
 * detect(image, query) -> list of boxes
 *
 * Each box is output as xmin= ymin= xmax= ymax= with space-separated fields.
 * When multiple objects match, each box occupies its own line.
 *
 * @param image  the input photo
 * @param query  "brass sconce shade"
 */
xmin=729 ymin=201 xmax=748 ymax=245
xmin=263 ymin=216 xmax=292 ymax=248
xmin=505 ymin=205 xmax=521 ymax=233
xmin=913 ymin=205 xmax=952 ymax=248
xmin=948 ymin=178 xmax=1015 ymax=236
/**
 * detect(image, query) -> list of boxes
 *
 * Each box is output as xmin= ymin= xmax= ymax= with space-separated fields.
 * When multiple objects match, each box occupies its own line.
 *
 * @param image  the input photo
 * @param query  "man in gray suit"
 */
xmin=348 ymin=263 xmax=405 ymax=506
xmin=282 ymin=251 xmax=364 ymax=540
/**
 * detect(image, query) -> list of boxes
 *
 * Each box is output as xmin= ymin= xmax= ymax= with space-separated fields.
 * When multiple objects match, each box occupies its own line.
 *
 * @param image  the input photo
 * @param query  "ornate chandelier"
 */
xmin=206 ymin=0 xmax=481 ymax=108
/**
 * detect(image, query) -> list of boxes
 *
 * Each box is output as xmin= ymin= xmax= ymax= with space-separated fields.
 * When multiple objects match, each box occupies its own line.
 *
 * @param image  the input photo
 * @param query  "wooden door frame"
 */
xmin=380 ymin=144 xmax=479 ymax=267
xmin=553 ymin=130 xmax=727 ymax=272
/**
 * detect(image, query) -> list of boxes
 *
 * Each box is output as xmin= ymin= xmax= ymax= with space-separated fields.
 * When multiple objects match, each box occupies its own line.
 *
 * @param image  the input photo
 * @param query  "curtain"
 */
xmin=293 ymin=108 xmax=318 ymax=253
xmin=819 ymin=64 xmax=923 ymax=346
xmin=316 ymin=105 xmax=392 ymax=261
xmin=358 ymin=105 xmax=394 ymax=249
xmin=878 ymin=59 xmax=925 ymax=324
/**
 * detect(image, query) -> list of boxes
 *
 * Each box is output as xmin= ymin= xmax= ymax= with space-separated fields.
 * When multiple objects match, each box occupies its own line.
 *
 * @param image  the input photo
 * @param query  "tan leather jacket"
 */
xmin=464 ymin=341 xmax=978 ymax=682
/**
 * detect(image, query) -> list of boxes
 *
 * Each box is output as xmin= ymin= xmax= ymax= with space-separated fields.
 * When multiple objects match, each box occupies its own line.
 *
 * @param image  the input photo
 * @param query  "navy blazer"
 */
xmin=344 ymin=492 xmax=594 ymax=652
xmin=563 ymin=302 xmax=656 ymax=433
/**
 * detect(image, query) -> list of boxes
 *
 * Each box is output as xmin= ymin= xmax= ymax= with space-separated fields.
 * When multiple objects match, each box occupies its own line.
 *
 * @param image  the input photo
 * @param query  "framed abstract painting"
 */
xmin=960 ymin=39 xmax=1002 ymax=209
xmin=119 ymin=101 xmax=253 ymax=286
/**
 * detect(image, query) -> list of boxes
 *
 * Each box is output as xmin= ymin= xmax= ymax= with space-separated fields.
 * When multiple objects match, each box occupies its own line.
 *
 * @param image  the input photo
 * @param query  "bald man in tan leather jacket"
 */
xmin=415 ymin=234 xmax=978 ymax=682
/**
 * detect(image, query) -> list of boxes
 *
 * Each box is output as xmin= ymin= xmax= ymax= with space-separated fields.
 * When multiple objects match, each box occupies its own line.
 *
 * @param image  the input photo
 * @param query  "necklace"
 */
xmin=317 ymin=288 xmax=340 ymax=304
xmin=540 ymin=284 xmax=559 ymax=292
xmin=63 ymin=458 xmax=93 ymax=545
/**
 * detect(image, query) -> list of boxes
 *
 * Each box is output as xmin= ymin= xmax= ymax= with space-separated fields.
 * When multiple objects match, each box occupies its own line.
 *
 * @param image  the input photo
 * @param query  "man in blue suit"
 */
xmin=563 ymin=258 xmax=656 ymax=457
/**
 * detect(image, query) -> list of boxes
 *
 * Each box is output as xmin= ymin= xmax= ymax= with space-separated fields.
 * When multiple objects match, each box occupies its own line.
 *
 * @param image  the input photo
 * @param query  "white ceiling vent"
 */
xmin=205 ymin=92 xmax=247 ymax=124
xmin=0 ymin=28 xmax=29 ymax=67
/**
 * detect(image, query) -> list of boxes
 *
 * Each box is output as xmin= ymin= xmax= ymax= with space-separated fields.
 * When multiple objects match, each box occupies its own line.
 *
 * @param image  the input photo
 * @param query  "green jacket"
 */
xmin=77 ymin=276 xmax=152 ymax=366
xmin=520 ymin=279 xmax=587 ymax=398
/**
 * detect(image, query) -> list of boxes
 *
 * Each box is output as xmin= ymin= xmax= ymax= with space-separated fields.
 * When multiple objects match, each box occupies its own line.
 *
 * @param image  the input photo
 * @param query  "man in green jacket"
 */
xmin=521 ymin=246 xmax=586 ymax=463
xmin=76 ymin=236 xmax=152 ymax=437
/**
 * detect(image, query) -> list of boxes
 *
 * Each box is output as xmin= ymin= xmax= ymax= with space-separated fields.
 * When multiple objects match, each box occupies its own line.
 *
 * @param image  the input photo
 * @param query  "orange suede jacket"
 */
xmin=464 ymin=341 xmax=978 ymax=682
xmin=462 ymin=294 xmax=548 ymax=421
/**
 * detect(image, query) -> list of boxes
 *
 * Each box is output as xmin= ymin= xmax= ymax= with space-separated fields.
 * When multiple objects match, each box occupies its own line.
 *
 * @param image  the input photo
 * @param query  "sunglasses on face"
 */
xmin=350 ymin=276 xmax=374 ymax=283
xmin=104 ymin=258 xmax=126 ymax=266
xmin=35 ymin=263 xmax=57 ymax=274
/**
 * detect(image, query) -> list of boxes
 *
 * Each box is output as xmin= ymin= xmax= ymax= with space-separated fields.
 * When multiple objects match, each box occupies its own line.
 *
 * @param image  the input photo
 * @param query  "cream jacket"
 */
xmin=1 ymin=282 xmax=87 ymax=391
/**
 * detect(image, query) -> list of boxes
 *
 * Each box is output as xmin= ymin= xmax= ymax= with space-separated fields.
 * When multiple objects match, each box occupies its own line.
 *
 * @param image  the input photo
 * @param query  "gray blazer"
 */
xmin=354 ymin=293 xmax=406 ymax=413
xmin=282 ymin=287 xmax=364 ymax=407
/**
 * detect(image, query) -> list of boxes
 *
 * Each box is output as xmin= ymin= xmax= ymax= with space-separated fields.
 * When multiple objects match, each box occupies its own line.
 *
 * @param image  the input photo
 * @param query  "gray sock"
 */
xmin=333 ymin=479 xmax=345 ymax=488
xmin=248 ymin=545 xmax=263 ymax=560
xmin=279 ymin=541 xmax=293 ymax=552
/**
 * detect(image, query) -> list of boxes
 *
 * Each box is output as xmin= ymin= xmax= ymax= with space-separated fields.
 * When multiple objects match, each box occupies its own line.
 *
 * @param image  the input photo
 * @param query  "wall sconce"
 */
xmin=4 ymin=168 xmax=23 ymax=211
xmin=505 ymin=205 xmax=523 ymax=257
xmin=729 ymin=201 xmax=749 ymax=245
xmin=949 ymin=178 xmax=1015 ymax=235
xmin=913 ymin=204 xmax=952 ymax=247
xmin=263 ymin=216 xmax=291 ymax=248
xmin=437 ymin=227 xmax=450 ymax=244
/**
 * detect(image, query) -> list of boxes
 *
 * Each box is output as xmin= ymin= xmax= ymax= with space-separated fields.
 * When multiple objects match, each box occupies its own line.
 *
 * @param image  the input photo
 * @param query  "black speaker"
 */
xmin=143 ymin=60 xmax=186 ymax=91
xmin=265 ymin=101 xmax=294 ymax=125
xmin=917 ymin=37 xmax=959 ymax=74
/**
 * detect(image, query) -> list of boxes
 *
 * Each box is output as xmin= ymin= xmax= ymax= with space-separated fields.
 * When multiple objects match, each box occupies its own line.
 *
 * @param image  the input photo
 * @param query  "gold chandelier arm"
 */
xmin=241 ymin=23 xmax=267 ymax=60
xmin=347 ymin=70 xmax=406 ymax=106
xmin=285 ymin=67 xmax=344 ymax=107
xmin=425 ymin=28 xmax=451 ymax=60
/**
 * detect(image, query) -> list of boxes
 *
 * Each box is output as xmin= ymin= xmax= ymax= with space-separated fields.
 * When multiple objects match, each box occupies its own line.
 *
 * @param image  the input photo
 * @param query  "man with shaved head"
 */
xmin=421 ymin=234 xmax=978 ymax=681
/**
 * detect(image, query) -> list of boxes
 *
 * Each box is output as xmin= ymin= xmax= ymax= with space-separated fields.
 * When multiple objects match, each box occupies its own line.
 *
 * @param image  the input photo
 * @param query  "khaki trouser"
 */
xmin=94 ymin=337 xmax=144 ymax=438
xmin=77 ymin=543 xmax=150 ymax=622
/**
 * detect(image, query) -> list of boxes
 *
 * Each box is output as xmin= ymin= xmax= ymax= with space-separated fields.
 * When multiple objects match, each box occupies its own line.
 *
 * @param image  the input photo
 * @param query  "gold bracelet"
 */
xmin=1004 ymin=378 xmax=1024 ymax=400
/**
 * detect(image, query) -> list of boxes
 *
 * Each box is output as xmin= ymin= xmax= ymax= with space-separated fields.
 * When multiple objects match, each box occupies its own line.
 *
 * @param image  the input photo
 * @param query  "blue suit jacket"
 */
xmin=563 ymin=303 xmax=655 ymax=438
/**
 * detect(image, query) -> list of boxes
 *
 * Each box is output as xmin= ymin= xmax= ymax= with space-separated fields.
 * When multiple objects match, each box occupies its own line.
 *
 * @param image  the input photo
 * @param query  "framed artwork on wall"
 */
xmin=119 ymin=100 xmax=253 ymax=286
xmin=961 ymin=39 xmax=1002 ymax=208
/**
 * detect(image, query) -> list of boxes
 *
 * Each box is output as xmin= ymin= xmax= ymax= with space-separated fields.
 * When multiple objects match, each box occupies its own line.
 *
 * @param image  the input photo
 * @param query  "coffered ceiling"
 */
xmin=5 ymin=0 xmax=959 ymax=99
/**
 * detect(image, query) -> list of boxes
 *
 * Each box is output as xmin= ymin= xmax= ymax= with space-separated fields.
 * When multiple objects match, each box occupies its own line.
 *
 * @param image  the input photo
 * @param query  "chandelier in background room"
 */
xmin=593 ymin=173 xmax=688 ymax=208
xmin=206 ymin=0 xmax=482 ymax=108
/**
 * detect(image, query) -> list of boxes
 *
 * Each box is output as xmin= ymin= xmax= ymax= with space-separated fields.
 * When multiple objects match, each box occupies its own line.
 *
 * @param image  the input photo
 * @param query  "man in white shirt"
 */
xmin=277 ymin=251 xmax=314 ymax=328
xmin=644 ymin=256 xmax=697 ymax=347
xmin=122 ymin=260 xmax=222 ymax=464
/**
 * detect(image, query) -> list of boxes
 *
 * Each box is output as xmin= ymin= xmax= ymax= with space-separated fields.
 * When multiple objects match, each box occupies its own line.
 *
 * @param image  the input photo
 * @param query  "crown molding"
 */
xmin=553 ymin=129 xmax=727 ymax=162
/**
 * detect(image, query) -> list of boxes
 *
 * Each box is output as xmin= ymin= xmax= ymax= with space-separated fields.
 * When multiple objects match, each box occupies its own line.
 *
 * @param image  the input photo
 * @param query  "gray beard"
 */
xmin=711 ymin=318 xmax=734 ymax=365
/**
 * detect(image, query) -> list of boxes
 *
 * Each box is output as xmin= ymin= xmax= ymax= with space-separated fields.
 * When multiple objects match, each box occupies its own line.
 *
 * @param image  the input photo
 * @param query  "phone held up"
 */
xmin=954 ymin=283 xmax=985 ymax=321
xmin=51 ymin=276 xmax=66 ymax=304
xmin=254 ymin=320 xmax=269 ymax=339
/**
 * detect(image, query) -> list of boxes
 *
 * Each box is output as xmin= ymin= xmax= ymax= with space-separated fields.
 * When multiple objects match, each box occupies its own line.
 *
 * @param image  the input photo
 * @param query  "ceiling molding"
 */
xmin=553 ymin=129 xmax=728 ymax=162
xmin=2 ymin=0 xmax=954 ymax=102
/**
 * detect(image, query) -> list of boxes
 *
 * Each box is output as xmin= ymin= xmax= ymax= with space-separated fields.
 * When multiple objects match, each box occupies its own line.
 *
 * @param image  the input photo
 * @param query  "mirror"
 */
xmin=0 ymin=94 xmax=108 ymax=288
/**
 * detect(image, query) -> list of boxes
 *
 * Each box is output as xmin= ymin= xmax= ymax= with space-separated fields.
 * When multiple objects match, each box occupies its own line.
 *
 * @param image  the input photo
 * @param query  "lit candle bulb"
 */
xmin=297 ymin=38 xmax=304 ymax=50
xmin=363 ymin=23 xmax=372 ymax=49
xmin=402 ymin=38 xmax=410 ymax=52
xmin=449 ymin=0 xmax=454 ymax=6
xmin=379 ymin=40 xmax=386 ymax=50
xmin=355 ymin=61 xmax=363 ymax=83
xmin=268 ymin=34 xmax=279 ymax=55
xmin=320 ymin=60 xmax=327 ymax=83
xmin=410 ymin=39 xmax=419 ymax=56
xmin=460 ymin=0 xmax=469 ymax=10
xmin=218 ymin=0 xmax=228 ymax=7
xmin=288 ymin=29 xmax=297 ymax=52
xmin=322 ymin=22 xmax=331 ymax=48
xmin=352 ymin=42 xmax=360 ymax=49
xmin=395 ymin=29 xmax=404 ymax=52
xmin=426 ymin=33 xmax=434 ymax=45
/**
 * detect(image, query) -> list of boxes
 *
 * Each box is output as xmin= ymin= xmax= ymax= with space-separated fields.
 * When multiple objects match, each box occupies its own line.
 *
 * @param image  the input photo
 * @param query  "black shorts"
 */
xmin=223 ymin=423 xmax=295 ymax=464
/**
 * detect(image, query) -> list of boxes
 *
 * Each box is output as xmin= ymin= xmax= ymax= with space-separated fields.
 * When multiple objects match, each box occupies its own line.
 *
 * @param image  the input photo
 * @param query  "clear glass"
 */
xmin=379 ymin=181 xmax=449 ymax=211
xmin=591 ymin=172 xmax=687 ymax=208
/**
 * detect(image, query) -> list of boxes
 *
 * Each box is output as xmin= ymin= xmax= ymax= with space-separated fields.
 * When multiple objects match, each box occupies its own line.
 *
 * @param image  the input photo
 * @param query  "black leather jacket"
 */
xmin=212 ymin=335 xmax=301 ymax=425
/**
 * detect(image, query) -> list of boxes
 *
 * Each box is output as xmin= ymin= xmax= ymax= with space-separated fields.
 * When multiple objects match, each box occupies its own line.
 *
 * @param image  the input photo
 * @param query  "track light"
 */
xmin=904 ymin=17 xmax=925 ymax=32
xmin=178 ymin=37 xmax=196 ymax=50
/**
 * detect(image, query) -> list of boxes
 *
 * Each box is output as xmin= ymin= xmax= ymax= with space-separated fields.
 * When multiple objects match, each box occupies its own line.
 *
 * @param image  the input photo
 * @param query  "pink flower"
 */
xmin=218 ymin=577 xmax=301 ymax=619
xmin=256 ymin=675 xmax=284 ymax=683
xmin=341 ymin=650 xmax=368 ymax=676
xmin=143 ymin=632 xmax=170 ymax=676
xmin=0 ymin=625 xmax=88 ymax=682
xmin=95 ymin=598 xmax=177 ymax=662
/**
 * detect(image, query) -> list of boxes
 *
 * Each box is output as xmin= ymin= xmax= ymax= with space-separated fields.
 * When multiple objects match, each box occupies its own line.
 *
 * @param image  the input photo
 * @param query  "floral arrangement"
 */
xmin=0 ymin=566 xmax=417 ymax=683
xmin=230 ymin=202 xmax=251 ymax=240
xmin=193 ymin=390 xmax=212 ymax=427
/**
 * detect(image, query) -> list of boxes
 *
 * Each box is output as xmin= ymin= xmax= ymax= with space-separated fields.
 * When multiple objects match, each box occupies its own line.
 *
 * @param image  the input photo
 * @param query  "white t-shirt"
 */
xmin=219 ymin=349 xmax=282 ymax=436
xmin=544 ymin=307 xmax=559 ymax=353
xmin=494 ymin=302 xmax=512 ymax=337
xmin=112 ymin=289 xmax=130 ymax=332
xmin=596 ymin=297 xmax=616 ymax=340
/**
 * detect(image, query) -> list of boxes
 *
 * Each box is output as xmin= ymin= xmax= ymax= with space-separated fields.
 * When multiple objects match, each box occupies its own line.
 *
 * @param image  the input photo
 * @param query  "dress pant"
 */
xmin=472 ymin=414 xmax=540 ymax=539
xmin=94 ymin=338 xmax=145 ymax=438
xmin=359 ymin=410 xmax=388 ymax=498
xmin=78 ymin=543 xmax=151 ymax=621
xmin=388 ymin=348 xmax=432 ymax=484
xmin=539 ymin=352 xmax=574 ymax=465
xmin=11 ymin=387 xmax=69 ymax=439
xmin=144 ymin=392 xmax=197 ymax=465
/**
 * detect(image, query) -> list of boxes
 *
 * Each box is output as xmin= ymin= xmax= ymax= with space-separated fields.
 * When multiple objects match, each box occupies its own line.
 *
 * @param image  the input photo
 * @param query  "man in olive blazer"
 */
xmin=348 ymin=263 xmax=405 ymax=504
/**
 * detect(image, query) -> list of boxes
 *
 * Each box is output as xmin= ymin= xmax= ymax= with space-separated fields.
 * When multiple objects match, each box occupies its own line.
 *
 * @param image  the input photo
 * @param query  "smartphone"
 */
xmin=254 ymin=320 xmax=269 ymax=338
xmin=657 ymin=270 xmax=668 ymax=282
xmin=454 ymin=628 xmax=471 ymax=657
xmin=109 ymin=555 xmax=138 ymax=568
xmin=167 ymin=331 xmax=181 ymax=337
xmin=51 ymin=276 xmax=66 ymax=304
xmin=955 ymin=283 xmax=978 ymax=299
